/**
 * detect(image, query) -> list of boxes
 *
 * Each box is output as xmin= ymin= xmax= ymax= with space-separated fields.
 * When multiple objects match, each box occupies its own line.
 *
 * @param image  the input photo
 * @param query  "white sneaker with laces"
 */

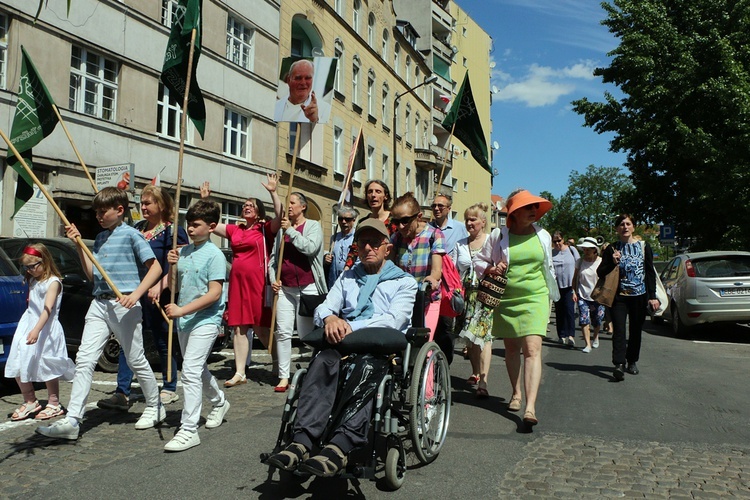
xmin=205 ymin=400 xmax=230 ymax=429
xmin=135 ymin=405 xmax=166 ymax=430
xmin=36 ymin=417 xmax=79 ymax=440
xmin=164 ymin=429 xmax=200 ymax=452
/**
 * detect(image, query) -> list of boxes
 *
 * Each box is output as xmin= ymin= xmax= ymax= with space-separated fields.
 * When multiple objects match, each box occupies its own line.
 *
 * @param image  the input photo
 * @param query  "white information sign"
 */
xmin=13 ymin=184 xmax=48 ymax=237
xmin=96 ymin=163 xmax=135 ymax=192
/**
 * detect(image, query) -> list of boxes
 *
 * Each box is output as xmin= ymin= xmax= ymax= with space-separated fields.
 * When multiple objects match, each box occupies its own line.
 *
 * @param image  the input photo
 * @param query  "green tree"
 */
xmin=572 ymin=0 xmax=750 ymax=250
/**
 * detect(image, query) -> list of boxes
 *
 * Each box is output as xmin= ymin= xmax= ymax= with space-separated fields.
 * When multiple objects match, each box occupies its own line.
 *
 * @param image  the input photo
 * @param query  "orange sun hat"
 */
xmin=505 ymin=190 xmax=553 ymax=224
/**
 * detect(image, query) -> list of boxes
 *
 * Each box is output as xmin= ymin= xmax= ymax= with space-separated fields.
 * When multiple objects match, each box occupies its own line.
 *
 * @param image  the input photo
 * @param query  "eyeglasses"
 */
xmin=338 ymin=217 xmax=355 ymax=222
xmin=243 ymin=203 xmax=256 ymax=209
xmin=358 ymin=238 xmax=386 ymax=249
xmin=430 ymin=203 xmax=448 ymax=210
xmin=553 ymin=239 xmax=562 ymax=243
xmin=22 ymin=261 xmax=43 ymax=272
xmin=391 ymin=213 xmax=419 ymax=226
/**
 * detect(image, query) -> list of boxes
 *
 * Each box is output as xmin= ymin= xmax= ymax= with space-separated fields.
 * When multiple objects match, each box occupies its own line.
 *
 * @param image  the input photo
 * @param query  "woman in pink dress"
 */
xmin=201 ymin=174 xmax=282 ymax=387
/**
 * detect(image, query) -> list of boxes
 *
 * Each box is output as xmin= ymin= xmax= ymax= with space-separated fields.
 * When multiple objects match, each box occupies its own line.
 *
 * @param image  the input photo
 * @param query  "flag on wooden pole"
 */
xmin=337 ymin=126 xmax=366 ymax=206
xmin=161 ymin=0 xmax=206 ymax=139
xmin=441 ymin=72 xmax=491 ymax=173
xmin=6 ymin=46 xmax=59 ymax=216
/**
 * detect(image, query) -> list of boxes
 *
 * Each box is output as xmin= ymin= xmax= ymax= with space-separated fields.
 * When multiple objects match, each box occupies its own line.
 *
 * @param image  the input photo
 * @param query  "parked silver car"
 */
xmin=658 ymin=251 xmax=750 ymax=335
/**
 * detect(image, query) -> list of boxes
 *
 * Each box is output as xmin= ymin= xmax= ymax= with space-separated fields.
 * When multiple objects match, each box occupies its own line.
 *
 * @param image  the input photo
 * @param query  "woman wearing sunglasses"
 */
xmin=472 ymin=189 xmax=558 ymax=428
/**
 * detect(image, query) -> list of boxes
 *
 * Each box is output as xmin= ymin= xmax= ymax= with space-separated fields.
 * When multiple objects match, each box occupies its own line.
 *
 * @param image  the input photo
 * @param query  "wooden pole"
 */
xmin=51 ymin=104 xmax=98 ymax=193
xmin=267 ymin=122 xmax=303 ymax=354
xmin=0 ymin=127 xmax=122 ymax=298
xmin=166 ymin=27 xmax=198 ymax=382
xmin=436 ymin=122 xmax=457 ymax=197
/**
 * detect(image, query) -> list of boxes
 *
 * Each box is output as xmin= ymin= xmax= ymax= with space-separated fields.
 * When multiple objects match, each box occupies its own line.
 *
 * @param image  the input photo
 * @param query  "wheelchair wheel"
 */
xmin=384 ymin=447 xmax=406 ymax=490
xmin=408 ymin=341 xmax=451 ymax=464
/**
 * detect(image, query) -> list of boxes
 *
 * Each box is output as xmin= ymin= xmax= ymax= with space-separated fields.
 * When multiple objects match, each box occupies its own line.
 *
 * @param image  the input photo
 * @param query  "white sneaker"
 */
xmin=592 ymin=339 xmax=600 ymax=348
xmin=135 ymin=405 xmax=166 ymax=430
xmin=582 ymin=346 xmax=592 ymax=353
xmin=567 ymin=337 xmax=576 ymax=347
xmin=36 ymin=417 xmax=79 ymax=440
xmin=205 ymin=400 xmax=230 ymax=429
xmin=164 ymin=429 xmax=200 ymax=452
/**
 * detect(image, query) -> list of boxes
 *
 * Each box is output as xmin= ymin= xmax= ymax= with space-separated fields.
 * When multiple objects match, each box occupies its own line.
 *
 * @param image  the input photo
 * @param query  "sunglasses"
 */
xmin=358 ymin=238 xmax=387 ymax=249
xmin=338 ymin=217 xmax=355 ymax=222
xmin=553 ymin=239 xmax=562 ymax=243
xmin=430 ymin=203 xmax=448 ymax=210
xmin=524 ymin=203 xmax=540 ymax=210
xmin=391 ymin=213 xmax=419 ymax=226
xmin=22 ymin=261 xmax=43 ymax=272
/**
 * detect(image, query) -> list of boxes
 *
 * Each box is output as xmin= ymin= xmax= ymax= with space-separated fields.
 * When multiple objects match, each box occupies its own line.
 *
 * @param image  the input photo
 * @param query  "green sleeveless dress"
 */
xmin=492 ymin=232 xmax=549 ymax=338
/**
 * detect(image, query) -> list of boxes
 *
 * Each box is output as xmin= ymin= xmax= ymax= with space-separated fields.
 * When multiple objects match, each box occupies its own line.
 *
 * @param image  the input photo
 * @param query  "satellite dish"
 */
xmin=451 ymin=45 xmax=459 ymax=54
xmin=493 ymin=169 xmax=499 ymax=176
xmin=491 ymin=85 xmax=499 ymax=94
xmin=489 ymin=61 xmax=496 ymax=69
xmin=492 ymin=141 xmax=500 ymax=150
xmin=430 ymin=135 xmax=438 ymax=146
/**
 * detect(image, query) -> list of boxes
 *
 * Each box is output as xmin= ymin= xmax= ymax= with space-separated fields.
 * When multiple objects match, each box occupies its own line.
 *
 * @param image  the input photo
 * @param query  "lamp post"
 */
xmin=392 ymin=74 xmax=438 ymax=199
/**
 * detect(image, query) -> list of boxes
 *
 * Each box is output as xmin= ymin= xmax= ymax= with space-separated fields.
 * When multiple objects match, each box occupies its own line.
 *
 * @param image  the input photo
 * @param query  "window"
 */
xmin=352 ymin=57 xmax=360 ymax=105
xmin=405 ymin=165 xmax=411 ymax=192
xmin=367 ymin=13 xmax=375 ymax=48
xmin=69 ymin=46 xmax=118 ymax=121
xmin=452 ymin=178 xmax=458 ymax=192
xmin=416 ymin=169 xmax=429 ymax=205
xmin=463 ymin=181 xmax=469 ymax=191
xmin=161 ymin=0 xmax=178 ymax=28
xmin=394 ymin=44 xmax=400 ymax=77
xmin=223 ymin=108 xmax=250 ymax=160
xmin=367 ymin=145 xmax=375 ymax=179
xmin=381 ymin=29 xmax=389 ymax=59
xmin=382 ymin=154 xmax=389 ymax=183
xmin=226 ymin=16 xmax=254 ymax=70
xmin=221 ymin=201 xmax=243 ymax=246
xmin=394 ymin=99 xmax=400 ymax=135
xmin=405 ymin=105 xmax=411 ymax=144
xmin=333 ymin=126 xmax=343 ymax=174
xmin=334 ymin=39 xmax=344 ymax=93
xmin=463 ymin=57 xmax=468 ymax=68
xmin=414 ymin=112 xmax=420 ymax=147
xmin=157 ymin=83 xmax=193 ymax=142
xmin=382 ymin=84 xmax=389 ymax=123
xmin=0 ymin=13 xmax=8 ymax=90
xmin=367 ymin=71 xmax=375 ymax=116
xmin=335 ymin=0 xmax=343 ymax=16
xmin=462 ymin=26 xmax=468 ymax=37
xmin=405 ymin=57 xmax=411 ymax=86
xmin=352 ymin=0 xmax=361 ymax=34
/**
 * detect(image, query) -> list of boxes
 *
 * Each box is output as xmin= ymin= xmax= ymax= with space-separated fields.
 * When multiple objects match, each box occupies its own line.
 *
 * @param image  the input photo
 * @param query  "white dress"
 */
xmin=4 ymin=277 xmax=75 ymax=383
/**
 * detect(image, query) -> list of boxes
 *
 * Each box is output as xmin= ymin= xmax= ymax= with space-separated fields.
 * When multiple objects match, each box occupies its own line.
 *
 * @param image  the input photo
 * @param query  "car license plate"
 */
xmin=720 ymin=287 xmax=750 ymax=296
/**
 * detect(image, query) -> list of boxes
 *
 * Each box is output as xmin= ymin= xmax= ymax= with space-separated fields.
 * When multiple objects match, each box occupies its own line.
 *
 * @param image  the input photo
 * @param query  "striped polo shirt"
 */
xmin=92 ymin=223 xmax=156 ymax=296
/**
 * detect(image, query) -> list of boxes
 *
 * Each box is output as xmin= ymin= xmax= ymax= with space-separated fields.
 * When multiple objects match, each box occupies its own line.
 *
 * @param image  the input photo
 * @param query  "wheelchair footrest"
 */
xmin=347 ymin=466 xmax=376 ymax=480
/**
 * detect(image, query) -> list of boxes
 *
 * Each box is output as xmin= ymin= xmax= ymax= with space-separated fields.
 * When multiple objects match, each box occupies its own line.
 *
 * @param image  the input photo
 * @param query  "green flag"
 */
xmin=441 ymin=72 xmax=492 ymax=173
xmin=160 ymin=0 xmax=206 ymax=139
xmin=7 ymin=46 xmax=59 ymax=217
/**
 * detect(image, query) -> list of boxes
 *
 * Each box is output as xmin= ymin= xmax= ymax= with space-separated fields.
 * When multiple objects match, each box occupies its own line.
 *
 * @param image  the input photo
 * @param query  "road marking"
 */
xmin=692 ymin=341 xmax=750 ymax=346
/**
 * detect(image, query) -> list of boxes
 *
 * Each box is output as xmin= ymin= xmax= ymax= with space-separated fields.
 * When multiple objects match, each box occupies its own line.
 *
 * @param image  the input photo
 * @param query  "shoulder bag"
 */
xmin=591 ymin=264 xmax=619 ymax=308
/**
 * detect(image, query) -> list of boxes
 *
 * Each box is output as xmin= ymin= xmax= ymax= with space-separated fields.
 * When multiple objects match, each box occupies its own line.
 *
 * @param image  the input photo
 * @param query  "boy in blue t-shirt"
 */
xmin=163 ymin=200 xmax=229 ymax=452
xmin=38 ymin=187 xmax=164 ymax=440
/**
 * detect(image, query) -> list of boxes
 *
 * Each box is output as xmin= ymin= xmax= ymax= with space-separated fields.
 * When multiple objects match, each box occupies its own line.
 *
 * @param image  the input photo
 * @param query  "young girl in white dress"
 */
xmin=5 ymin=244 xmax=75 ymax=421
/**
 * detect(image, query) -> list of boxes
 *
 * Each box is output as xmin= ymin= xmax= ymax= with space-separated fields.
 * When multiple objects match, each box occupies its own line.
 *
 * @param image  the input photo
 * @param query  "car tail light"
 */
xmin=687 ymin=312 xmax=701 ymax=318
xmin=685 ymin=259 xmax=696 ymax=277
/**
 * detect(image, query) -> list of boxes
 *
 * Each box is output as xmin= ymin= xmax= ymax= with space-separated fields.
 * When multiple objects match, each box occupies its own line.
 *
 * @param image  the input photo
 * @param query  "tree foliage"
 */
xmin=572 ymin=0 xmax=750 ymax=250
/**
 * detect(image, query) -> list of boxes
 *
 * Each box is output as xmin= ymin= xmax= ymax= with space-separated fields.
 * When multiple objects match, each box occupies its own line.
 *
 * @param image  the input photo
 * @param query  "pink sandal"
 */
xmin=11 ymin=400 xmax=41 ymax=421
xmin=35 ymin=405 xmax=65 ymax=420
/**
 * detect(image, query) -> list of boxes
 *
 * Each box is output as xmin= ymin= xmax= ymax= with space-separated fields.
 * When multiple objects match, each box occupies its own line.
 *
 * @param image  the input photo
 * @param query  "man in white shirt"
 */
xmin=274 ymin=59 xmax=332 ymax=124
xmin=266 ymin=219 xmax=417 ymax=478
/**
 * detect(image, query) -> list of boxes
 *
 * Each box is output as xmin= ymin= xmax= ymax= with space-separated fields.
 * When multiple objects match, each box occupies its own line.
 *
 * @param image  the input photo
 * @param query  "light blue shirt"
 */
xmin=314 ymin=264 xmax=418 ymax=333
xmin=175 ymin=240 xmax=226 ymax=332
xmin=327 ymin=230 xmax=355 ymax=288
xmin=92 ymin=223 xmax=155 ymax=296
xmin=431 ymin=215 xmax=469 ymax=262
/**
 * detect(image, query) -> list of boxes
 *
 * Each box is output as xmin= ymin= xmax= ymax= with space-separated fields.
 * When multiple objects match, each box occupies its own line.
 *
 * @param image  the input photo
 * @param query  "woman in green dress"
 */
xmin=472 ymin=190 xmax=559 ymax=427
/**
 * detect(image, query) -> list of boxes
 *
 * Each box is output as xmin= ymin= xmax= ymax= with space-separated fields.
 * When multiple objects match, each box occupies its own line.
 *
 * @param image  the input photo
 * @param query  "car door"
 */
xmin=0 ymin=247 xmax=27 ymax=369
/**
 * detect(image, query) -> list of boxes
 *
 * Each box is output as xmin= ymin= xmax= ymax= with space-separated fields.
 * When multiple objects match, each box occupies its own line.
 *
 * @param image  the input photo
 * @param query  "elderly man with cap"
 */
xmin=266 ymin=218 xmax=417 ymax=477
xmin=325 ymin=205 xmax=360 ymax=288
xmin=572 ymin=237 xmax=605 ymax=353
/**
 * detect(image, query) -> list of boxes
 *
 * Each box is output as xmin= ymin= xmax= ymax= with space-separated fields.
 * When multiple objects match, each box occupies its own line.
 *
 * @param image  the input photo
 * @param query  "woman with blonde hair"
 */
xmin=473 ymin=189 xmax=558 ymax=427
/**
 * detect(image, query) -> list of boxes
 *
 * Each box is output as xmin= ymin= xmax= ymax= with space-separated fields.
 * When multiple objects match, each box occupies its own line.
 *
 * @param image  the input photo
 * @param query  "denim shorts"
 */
xmin=578 ymin=299 xmax=604 ymax=327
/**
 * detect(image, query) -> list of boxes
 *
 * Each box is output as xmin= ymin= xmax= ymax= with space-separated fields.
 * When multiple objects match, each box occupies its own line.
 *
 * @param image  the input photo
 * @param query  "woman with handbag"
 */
xmin=473 ymin=190 xmax=558 ymax=427
xmin=200 ymin=175 xmax=283 ymax=388
xmin=571 ymin=237 xmax=605 ymax=353
xmin=551 ymin=231 xmax=580 ymax=346
xmin=597 ymin=215 xmax=661 ymax=381
xmin=270 ymin=192 xmax=327 ymax=392
xmin=456 ymin=203 xmax=493 ymax=397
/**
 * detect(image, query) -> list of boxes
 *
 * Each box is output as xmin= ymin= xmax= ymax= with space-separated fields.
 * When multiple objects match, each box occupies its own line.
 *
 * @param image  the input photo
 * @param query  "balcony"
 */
xmin=415 ymin=148 xmax=437 ymax=171
xmin=431 ymin=1 xmax=452 ymax=33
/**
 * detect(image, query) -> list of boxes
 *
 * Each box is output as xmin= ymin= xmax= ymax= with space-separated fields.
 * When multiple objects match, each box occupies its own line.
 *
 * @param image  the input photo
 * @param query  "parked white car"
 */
xmin=657 ymin=251 xmax=750 ymax=335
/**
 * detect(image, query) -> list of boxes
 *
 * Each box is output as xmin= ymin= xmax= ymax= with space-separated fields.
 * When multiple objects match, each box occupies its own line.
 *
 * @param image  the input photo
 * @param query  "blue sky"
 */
xmin=458 ymin=0 xmax=628 ymax=199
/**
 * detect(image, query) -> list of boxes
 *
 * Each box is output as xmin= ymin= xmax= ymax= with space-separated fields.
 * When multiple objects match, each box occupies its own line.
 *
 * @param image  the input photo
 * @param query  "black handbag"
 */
xmin=298 ymin=293 xmax=325 ymax=317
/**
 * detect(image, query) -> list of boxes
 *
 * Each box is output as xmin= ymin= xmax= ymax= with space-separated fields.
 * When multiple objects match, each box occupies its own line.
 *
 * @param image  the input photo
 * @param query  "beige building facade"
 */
xmin=0 ymin=0 xmax=280 ymax=243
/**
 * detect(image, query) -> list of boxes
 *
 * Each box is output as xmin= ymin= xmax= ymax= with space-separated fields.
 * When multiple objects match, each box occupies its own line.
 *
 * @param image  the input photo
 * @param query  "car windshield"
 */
xmin=0 ymin=250 xmax=19 ymax=276
xmin=692 ymin=256 xmax=750 ymax=278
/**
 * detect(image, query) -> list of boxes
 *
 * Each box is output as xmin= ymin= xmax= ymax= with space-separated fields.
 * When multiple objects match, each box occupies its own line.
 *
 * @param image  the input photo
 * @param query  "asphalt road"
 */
xmin=2 ymin=321 xmax=749 ymax=498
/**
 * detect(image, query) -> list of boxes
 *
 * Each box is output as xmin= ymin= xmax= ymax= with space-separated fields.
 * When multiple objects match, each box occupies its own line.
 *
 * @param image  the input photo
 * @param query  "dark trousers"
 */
xmin=293 ymin=349 xmax=372 ymax=454
xmin=610 ymin=294 xmax=647 ymax=366
xmin=434 ymin=316 xmax=455 ymax=365
xmin=555 ymin=287 xmax=576 ymax=339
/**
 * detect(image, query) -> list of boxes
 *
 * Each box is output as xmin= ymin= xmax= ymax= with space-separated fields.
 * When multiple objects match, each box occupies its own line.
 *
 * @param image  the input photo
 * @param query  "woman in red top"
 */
xmin=201 ymin=174 xmax=282 ymax=387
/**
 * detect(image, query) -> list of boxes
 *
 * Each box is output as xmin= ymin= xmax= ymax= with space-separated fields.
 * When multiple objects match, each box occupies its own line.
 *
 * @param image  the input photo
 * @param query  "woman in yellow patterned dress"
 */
xmin=472 ymin=190 xmax=558 ymax=427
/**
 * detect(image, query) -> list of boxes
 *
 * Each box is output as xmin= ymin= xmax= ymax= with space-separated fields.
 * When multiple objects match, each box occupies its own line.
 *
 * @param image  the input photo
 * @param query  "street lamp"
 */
xmin=393 ymin=74 xmax=438 ymax=199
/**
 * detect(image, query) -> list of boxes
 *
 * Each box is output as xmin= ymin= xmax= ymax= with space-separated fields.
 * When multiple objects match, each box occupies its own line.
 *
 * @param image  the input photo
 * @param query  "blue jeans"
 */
xmin=116 ymin=292 xmax=177 ymax=395
xmin=554 ymin=287 xmax=576 ymax=339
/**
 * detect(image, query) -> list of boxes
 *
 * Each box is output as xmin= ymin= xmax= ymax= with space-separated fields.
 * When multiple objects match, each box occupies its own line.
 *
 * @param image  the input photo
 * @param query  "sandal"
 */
xmin=299 ymin=444 xmax=348 ymax=477
xmin=224 ymin=373 xmax=247 ymax=388
xmin=266 ymin=442 xmax=309 ymax=471
xmin=476 ymin=386 xmax=489 ymax=399
xmin=466 ymin=375 xmax=479 ymax=386
xmin=35 ymin=404 xmax=64 ymax=421
xmin=523 ymin=410 xmax=538 ymax=426
xmin=508 ymin=396 xmax=522 ymax=412
xmin=11 ymin=400 xmax=41 ymax=421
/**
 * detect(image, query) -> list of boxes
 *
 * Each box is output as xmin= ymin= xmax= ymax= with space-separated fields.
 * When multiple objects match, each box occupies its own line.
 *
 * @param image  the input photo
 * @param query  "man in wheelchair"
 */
xmin=266 ymin=219 xmax=417 ymax=477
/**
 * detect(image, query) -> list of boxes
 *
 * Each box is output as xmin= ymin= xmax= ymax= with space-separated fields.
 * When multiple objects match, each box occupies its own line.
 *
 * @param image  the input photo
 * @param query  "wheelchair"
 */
xmin=260 ymin=288 xmax=451 ymax=490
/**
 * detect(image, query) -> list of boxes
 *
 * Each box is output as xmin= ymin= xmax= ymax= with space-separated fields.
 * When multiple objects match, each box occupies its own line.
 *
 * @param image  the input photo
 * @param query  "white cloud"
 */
xmin=493 ymin=61 xmax=598 ymax=107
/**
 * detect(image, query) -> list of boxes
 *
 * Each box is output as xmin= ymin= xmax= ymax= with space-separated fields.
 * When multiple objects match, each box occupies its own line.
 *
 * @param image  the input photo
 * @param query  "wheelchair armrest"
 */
xmin=405 ymin=327 xmax=431 ymax=347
